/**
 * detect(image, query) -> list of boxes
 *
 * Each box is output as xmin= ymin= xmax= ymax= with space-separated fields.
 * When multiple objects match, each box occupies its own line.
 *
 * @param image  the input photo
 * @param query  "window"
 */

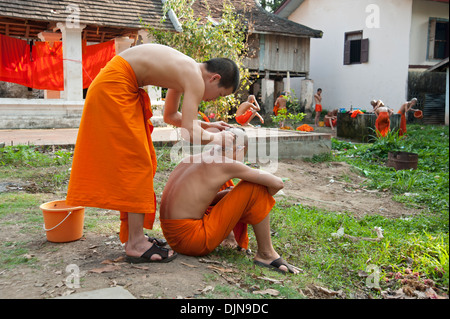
xmin=344 ymin=31 xmax=369 ymax=65
xmin=428 ymin=18 xmax=449 ymax=60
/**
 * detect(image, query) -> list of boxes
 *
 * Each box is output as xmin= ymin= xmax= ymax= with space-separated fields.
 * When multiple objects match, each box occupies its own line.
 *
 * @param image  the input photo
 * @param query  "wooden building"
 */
xmin=193 ymin=0 xmax=322 ymax=113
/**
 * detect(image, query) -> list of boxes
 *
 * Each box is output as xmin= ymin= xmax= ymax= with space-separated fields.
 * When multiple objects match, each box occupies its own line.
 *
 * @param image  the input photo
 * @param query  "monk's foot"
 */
xmin=220 ymin=231 xmax=239 ymax=249
xmin=254 ymin=251 xmax=300 ymax=274
xmin=220 ymin=238 xmax=239 ymax=249
xmin=125 ymin=236 xmax=175 ymax=262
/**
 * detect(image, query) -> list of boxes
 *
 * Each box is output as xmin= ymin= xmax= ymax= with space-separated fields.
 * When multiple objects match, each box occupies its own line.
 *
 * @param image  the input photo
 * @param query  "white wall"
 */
xmin=409 ymin=0 xmax=449 ymax=66
xmin=287 ymin=0 xmax=413 ymax=112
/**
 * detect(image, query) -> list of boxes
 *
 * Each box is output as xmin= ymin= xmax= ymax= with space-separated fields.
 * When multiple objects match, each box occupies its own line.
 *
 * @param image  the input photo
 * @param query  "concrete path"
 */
xmin=0 ymin=126 xmax=334 ymax=159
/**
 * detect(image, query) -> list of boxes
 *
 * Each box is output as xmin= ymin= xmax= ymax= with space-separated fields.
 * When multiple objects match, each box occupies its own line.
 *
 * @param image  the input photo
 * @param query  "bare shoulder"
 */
xmin=119 ymin=44 xmax=200 ymax=89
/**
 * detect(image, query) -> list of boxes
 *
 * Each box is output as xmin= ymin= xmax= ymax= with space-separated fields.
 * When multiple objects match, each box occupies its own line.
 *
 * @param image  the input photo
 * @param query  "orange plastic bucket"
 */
xmin=40 ymin=200 xmax=85 ymax=243
xmin=414 ymin=110 xmax=423 ymax=119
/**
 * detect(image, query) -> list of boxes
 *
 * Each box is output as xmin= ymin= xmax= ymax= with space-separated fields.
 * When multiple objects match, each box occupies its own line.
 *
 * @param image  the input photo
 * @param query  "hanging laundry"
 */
xmin=0 ymin=34 xmax=115 ymax=91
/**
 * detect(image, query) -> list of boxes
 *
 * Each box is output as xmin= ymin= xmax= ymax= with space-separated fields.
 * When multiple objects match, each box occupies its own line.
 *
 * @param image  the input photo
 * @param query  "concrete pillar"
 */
xmin=301 ymin=79 xmax=314 ymax=118
xmin=261 ymin=72 xmax=274 ymax=113
xmin=56 ymin=22 xmax=86 ymax=101
xmin=37 ymin=32 xmax=62 ymax=99
xmin=114 ymin=36 xmax=134 ymax=54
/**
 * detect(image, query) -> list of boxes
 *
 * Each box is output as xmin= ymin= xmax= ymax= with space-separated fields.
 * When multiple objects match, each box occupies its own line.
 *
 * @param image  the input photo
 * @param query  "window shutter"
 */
xmin=360 ymin=38 xmax=369 ymax=63
xmin=344 ymin=40 xmax=351 ymax=65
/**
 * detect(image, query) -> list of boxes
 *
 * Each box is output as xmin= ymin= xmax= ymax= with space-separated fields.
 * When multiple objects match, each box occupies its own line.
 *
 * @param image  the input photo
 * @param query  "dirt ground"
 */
xmin=0 ymin=159 xmax=422 ymax=299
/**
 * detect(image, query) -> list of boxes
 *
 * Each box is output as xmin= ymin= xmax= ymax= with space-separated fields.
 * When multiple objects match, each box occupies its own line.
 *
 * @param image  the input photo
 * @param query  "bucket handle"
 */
xmin=43 ymin=211 xmax=72 ymax=232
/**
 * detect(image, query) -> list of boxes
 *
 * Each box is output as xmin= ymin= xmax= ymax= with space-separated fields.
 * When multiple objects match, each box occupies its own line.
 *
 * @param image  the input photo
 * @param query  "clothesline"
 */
xmin=0 ymin=34 xmax=115 ymax=91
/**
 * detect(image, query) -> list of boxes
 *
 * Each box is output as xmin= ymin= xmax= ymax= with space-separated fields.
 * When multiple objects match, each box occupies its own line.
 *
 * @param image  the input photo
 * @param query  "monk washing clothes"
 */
xmin=160 ymin=128 xmax=300 ymax=274
xmin=397 ymin=98 xmax=419 ymax=137
xmin=235 ymin=94 xmax=264 ymax=126
xmin=314 ymin=88 xmax=323 ymax=127
xmin=66 ymin=43 xmax=240 ymax=263
xmin=371 ymin=99 xmax=393 ymax=137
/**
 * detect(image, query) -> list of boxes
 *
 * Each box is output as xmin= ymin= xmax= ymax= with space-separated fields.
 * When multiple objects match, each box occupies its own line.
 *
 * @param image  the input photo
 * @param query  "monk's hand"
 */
xmin=208 ymin=121 xmax=231 ymax=131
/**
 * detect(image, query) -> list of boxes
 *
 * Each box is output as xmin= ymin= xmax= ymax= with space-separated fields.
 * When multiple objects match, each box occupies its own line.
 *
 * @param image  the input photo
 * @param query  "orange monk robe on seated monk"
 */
xmin=66 ymin=44 xmax=240 ymax=263
xmin=160 ymin=128 xmax=300 ymax=274
xmin=235 ymin=95 xmax=264 ymax=126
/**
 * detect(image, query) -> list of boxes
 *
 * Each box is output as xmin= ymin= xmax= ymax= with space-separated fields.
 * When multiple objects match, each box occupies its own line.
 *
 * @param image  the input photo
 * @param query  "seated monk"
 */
xmin=372 ymin=100 xmax=393 ymax=137
xmin=397 ymin=98 xmax=418 ymax=137
xmin=324 ymin=109 xmax=338 ymax=130
xmin=235 ymin=95 xmax=264 ymax=126
xmin=160 ymin=128 xmax=300 ymax=274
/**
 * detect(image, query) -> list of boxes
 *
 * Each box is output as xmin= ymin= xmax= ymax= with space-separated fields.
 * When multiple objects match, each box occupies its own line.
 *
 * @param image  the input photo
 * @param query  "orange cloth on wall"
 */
xmin=82 ymin=40 xmax=116 ymax=88
xmin=398 ymin=110 xmax=407 ymax=137
xmin=66 ymin=55 xmax=157 ymax=243
xmin=32 ymin=41 xmax=64 ymax=90
xmin=0 ymin=34 xmax=32 ymax=87
xmin=235 ymin=109 xmax=253 ymax=125
xmin=375 ymin=112 xmax=390 ymax=137
xmin=0 ymin=34 xmax=115 ymax=90
xmin=160 ymin=181 xmax=275 ymax=256
xmin=296 ymin=124 xmax=314 ymax=132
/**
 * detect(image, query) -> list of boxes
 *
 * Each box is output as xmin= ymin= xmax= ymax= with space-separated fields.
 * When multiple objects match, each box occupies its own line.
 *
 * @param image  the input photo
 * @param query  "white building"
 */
xmin=276 ymin=0 xmax=449 ymax=113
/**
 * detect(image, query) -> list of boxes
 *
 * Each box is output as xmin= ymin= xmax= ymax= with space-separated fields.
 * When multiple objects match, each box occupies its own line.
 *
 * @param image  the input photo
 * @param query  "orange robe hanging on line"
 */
xmin=160 ymin=181 xmax=275 ymax=256
xmin=66 ymin=55 xmax=157 ymax=243
xmin=398 ymin=110 xmax=407 ymax=137
xmin=375 ymin=112 xmax=390 ymax=137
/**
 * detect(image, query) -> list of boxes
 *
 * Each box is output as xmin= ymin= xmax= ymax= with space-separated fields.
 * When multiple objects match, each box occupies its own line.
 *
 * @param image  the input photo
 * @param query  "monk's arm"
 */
xmin=181 ymin=91 xmax=234 ymax=146
xmin=224 ymin=162 xmax=284 ymax=196
xmin=163 ymin=89 xmax=183 ymax=127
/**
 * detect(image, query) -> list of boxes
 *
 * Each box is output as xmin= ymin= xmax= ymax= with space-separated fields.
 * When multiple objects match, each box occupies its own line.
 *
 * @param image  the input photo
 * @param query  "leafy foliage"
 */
xmin=143 ymin=0 xmax=252 ymax=121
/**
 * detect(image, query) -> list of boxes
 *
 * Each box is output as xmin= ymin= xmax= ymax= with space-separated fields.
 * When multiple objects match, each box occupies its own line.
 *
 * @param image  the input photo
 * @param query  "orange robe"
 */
xmin=398 ymin=110 xmax=406 ymax=137
xmin=375 ymin=112 xmax=390 ymax=137
xmin=160 ymin=181 xmax=275 ymax=256
xmin=235 ymin=109 xmax=253 ymax=125
xmin=66 ymin=55 xmax=157 ymax=243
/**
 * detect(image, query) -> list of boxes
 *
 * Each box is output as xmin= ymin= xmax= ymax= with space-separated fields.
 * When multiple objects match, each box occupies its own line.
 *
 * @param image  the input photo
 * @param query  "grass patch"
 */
xmin=0 ymin=125 xmax=448 ymax=298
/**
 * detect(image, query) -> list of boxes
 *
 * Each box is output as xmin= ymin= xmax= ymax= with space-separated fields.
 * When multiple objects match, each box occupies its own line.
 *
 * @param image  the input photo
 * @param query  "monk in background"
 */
xmin=371 ymin=99 xmax=393 ymax=137
xmin=397 ymin=98 xmax=419 ymax=137
xmin=160 ymin=128 xmax=300 ymax=274
xmin=235 ymin=95 xmax=264 ymax=126
xmin=314 ymin=88 xmax=323 ymax=127
xmin=324 ymin=109 xmax=338 ymax=130
xmin=273 ymin=92 xmax=287 ymax=116
xmin=66 ymin=44 xmax=240 ymax=263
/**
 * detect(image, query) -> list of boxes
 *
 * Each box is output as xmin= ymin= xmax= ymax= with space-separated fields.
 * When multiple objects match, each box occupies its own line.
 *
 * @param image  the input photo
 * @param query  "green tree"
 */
xmin=257 ymin=0 xmax=285 ymax=13
xmin=142 ymin=0 xmax=252 ymax=121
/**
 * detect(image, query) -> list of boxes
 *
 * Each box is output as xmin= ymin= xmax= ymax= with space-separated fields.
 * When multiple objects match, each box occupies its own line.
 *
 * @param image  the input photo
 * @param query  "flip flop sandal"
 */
xmin=145 ymin=235 xmax=168 ymax=247
xmin=254 ymin=257 xmax=298 ymax=274
xmin=126 ymin=244 xmax=177 ymax=264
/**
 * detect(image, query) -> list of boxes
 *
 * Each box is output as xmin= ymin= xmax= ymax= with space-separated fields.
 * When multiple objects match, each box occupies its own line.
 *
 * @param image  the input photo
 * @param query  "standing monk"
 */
xmin=314 ymin=88 xmax=323 ymax=127
xmin=397 ymin=98 xmax=418 ymax=137
xmin=371 ymin=100 xmax=393 ymax=137
xmin=66 ymin=44 xmax=240 ymax=263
